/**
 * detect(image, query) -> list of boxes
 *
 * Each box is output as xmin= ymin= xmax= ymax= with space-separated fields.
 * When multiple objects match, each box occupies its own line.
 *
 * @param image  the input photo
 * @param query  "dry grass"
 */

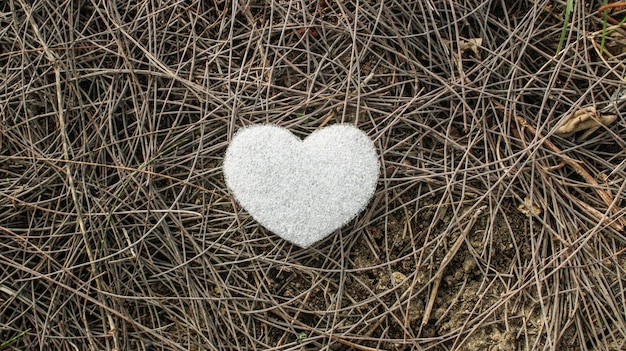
xmin=1 ymin=0 xmax=626 ymax=350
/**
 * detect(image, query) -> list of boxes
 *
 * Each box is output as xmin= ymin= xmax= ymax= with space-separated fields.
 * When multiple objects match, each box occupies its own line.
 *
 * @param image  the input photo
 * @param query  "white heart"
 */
xmin=223 ymin=124 xmax=379 ymax=248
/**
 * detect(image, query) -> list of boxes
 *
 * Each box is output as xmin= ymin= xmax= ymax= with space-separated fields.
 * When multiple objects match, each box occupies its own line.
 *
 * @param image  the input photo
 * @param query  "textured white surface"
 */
xmin=223 ymin=124 xmax=379 ymax=248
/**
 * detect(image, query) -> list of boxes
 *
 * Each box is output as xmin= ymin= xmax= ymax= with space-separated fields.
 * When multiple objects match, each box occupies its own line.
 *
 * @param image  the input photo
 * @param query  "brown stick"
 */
xmin=422 ymin=206 xmax=485 ymax=325
xmin=597 ymin=2 xmax=626 ymax=25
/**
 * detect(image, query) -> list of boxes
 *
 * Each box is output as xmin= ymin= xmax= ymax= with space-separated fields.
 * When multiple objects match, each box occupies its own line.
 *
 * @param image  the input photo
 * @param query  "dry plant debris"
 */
xmin=1 ymin=1 xmax=626 ymax=351
xmin=555 ymin=106 xmax=617 ymax=140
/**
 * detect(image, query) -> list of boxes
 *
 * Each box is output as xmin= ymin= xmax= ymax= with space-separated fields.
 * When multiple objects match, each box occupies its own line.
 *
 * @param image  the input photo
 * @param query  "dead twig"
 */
xmin=422 ymin=205 xmax=486 ymax=326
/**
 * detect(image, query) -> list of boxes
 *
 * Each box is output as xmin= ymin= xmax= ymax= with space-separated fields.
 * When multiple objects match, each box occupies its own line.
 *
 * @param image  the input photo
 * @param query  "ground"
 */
xmin=1 ymin=0 xmax=626 ymax=350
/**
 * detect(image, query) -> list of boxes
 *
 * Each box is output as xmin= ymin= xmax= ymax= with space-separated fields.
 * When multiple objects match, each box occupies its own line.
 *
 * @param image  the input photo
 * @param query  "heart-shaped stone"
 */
xmin=223 ymin=124 xmax=379 ymax=248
